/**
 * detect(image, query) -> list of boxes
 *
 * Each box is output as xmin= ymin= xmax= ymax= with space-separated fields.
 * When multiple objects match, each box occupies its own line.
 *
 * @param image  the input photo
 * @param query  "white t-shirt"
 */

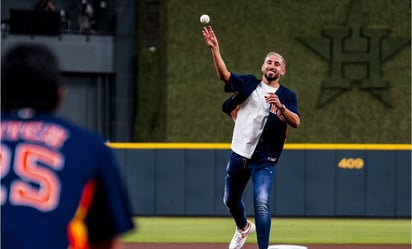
xmin=231 ymin=82 xmax=278 ymax=159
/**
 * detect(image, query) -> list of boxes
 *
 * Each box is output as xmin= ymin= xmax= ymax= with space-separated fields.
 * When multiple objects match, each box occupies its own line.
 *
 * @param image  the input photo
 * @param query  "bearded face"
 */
xmin=261 ymin=53 xmax=286 ymax=83
xmin=264 ymin=70 xmax=279 ymax=82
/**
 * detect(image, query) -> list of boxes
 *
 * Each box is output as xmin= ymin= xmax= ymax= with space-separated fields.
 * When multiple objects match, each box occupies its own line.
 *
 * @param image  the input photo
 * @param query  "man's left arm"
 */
xmin=265 ymin=91 xmax=300 ymax=128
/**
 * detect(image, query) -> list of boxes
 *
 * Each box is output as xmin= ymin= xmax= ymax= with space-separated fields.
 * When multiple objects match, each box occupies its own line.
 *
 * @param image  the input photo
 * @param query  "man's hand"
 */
xmin=265 ymin=92 xmax=283 ymax=110
xmin=202 ymin=26 xmax=218 ymax=49
xmin=265 ymin=92 xmax=300 ymax=128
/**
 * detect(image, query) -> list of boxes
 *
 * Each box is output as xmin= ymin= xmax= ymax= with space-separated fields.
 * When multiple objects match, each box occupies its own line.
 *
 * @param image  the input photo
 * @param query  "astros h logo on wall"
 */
xmin=298 ymin=0 xmax=410 ymax=108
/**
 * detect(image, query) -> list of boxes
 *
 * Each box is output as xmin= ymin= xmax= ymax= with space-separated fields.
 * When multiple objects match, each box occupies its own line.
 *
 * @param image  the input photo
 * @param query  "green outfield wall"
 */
xmin=135 ymin=0 xmax=411 ymax=143
xmin=110 ymin=143 xmax=411 ymax=217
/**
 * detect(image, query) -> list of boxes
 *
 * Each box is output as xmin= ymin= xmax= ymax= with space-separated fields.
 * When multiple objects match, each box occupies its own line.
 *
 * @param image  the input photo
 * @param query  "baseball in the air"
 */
xmin=200 ymin=14 xmax=210 ymax=24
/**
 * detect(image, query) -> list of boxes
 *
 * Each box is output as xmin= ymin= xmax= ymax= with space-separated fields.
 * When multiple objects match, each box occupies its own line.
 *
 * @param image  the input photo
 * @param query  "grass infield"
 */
xmin=121 ymin=217 xmax=411 ymax=244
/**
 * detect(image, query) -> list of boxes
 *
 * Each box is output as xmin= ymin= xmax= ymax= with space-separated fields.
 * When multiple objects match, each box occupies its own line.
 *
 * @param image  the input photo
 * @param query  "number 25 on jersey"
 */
xmin=1 ymin=143 xmax=64 ymax=212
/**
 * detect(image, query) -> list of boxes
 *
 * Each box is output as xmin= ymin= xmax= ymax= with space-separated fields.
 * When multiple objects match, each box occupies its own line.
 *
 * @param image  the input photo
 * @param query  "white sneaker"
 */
xmin=229 ymin=221 xmax=256 ymax=249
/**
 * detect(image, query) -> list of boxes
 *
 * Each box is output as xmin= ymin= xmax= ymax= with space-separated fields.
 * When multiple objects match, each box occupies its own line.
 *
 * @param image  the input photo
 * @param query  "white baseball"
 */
xmin=200 ymin=14 xmax=210 ymax=24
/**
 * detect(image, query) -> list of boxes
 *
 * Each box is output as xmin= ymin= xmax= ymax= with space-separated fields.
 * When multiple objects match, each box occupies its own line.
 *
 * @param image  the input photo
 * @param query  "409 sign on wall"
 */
xmin=338 ymin=158 xmax=364 ymax=169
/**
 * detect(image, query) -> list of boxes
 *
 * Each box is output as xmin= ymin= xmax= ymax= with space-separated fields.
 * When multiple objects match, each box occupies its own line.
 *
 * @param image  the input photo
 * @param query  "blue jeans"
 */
xmin=223 ymin=152 xmax=276 ymax=249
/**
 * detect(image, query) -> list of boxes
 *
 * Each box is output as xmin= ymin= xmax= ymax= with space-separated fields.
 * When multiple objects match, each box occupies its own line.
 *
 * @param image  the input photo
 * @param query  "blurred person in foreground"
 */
xmin=202 ymin=26 xmax=300 ymax=249
xmin=1 ymin=43 xmax=135 ymax=249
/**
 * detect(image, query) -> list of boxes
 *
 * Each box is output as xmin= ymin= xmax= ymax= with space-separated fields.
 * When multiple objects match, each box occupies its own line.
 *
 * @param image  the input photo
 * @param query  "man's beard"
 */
xmin=264 ymin=72 xmax=279 ymax=82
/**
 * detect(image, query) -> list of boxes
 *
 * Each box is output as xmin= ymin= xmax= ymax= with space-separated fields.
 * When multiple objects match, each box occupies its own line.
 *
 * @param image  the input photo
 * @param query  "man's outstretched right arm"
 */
xmin=202 ymin=26 xmax=230 ymax=83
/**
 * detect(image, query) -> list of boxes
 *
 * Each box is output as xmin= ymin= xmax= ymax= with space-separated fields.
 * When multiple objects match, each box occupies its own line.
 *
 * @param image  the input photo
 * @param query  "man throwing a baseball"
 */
xmin=202 ymin=25 xmax=300 ymax=249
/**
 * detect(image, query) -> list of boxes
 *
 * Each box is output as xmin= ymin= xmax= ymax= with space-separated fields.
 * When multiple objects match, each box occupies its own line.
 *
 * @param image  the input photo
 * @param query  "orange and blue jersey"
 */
xmin=1 ymin=112 xmax=134 ymax=249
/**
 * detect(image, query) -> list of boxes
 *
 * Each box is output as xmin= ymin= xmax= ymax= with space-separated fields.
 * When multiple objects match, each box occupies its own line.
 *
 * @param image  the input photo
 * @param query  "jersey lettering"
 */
xmin=1 ymin=121 xmax=69 ymax=149
xmin=0 ymin=121 xmax=23 ymax=141
xmin=270 ymin=104 xmax=285 ymax=122
xmin=1 ymin=143 xmax=64 ymax=212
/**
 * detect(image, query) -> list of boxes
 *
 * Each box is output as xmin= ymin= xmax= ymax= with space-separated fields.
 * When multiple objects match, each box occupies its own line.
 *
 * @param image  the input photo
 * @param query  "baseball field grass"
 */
xmin=122 ymin=217 xmax=411 ymax=244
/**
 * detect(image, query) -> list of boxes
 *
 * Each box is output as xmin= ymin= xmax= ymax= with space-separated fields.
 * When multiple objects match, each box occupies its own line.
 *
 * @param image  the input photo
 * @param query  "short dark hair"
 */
xmin=1 ymin=43 xmax=60 ymax=113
